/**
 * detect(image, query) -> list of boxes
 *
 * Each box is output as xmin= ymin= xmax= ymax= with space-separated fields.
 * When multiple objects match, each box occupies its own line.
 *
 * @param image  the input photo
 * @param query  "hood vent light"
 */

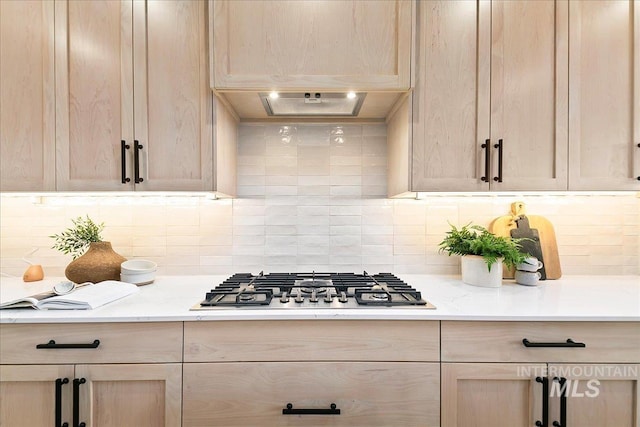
xmin=260 ymin=92 xmax=366 ymax=117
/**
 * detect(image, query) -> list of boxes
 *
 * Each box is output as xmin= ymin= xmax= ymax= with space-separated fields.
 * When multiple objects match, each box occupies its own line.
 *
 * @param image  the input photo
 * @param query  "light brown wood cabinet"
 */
xmin=2 ymin=319 xmax=638 ymax=426
xmin=0 ymin=322 xmax=183 ymax=427
xmin=568 ymin=0 xmax=640 ymax=190
xmin=0 ymin=364 xmax=74 ymax=426
xmin=183 ymin=320 xmax=440 ymax=427
xmin=548 ymin=363 xmax=640 ymax=427
xmin=0 ymin=0 xmax=56 ymax=191
xmin=440 ymin=321 xmax=640 ymax=427
xmin=210 ymin=0 xmax=412 ymax=91
xmin=390 ymin=0 xmax=640 ymax=196
xmin=442 ymin=362 xmax=547 ymax=427
xmin=54 ymin=0 xmax=236 ymax=194
xmin=390 ymin=0 xmax=568 ymax=195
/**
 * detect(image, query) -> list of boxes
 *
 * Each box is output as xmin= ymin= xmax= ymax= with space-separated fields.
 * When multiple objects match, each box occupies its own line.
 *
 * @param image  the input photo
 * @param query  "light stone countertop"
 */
xmin=0 ymin=274 xmax=638 ymax=323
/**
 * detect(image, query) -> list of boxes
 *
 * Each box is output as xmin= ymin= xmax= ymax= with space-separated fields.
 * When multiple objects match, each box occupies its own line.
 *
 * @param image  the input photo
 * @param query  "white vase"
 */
xmin=461 ymin=255 xmax=503 ymax=288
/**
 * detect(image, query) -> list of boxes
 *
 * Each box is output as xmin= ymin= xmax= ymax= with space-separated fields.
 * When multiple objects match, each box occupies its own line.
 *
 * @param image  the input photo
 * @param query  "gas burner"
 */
xmin=193 ymin=271 xmax=436 ymax=309
xmin=368 ymin=293 xmax=390 ymax=301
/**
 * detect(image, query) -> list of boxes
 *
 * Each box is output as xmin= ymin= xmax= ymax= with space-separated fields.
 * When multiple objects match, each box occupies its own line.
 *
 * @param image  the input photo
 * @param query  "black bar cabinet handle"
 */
xmin=120 ymin=140 xmax=130 ymax=184
xmin=535 ymin=376 xmax=548 ymax=427
xmin=637 ymin=143 xmax=639 ymax=180
xmin=552 ymin=377 xmax=567 ymax=427
xmin=55 ymin=378 xmax=70 ymax=427
xmin=493 ymin=138 xmax=503 ymax=182
xmin=481 ymin=139 xmax=491 ymax=182
xmin=282 ymin=403 xmax=340 ymax=415
xmin=523 ymin=338 xmax=585 ymax=348
xmin=134 ymin=140 xmax=144 ymax=183
xmin=37 ymin=339 xmax=100 ymax=349
xmin=73 ymin=378 xmax=86 ymax=427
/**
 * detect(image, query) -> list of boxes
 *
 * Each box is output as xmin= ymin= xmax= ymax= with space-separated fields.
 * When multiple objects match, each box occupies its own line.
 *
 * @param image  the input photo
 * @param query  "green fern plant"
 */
xmin=438 ymin=223 xmax=529 ymax=271
xmin=50 ymin=215 xmax=105 ymax=259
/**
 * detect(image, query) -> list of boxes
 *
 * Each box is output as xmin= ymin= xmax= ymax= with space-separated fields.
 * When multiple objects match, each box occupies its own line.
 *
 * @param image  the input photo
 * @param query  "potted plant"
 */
xmin=51 ymin=215 xmax=126 ymax=283
xmin=439 ymin=223 xmax=528 ymax=287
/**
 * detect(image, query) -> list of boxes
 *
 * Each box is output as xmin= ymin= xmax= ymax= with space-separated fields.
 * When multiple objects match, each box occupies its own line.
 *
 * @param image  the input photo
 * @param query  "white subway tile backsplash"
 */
xmin=330 ymin=156 xmax=362 ymax=166
xmin=330 ymin=226 xmax=361 ymax=236
xmin=298 ymin=186 xmax=331 ymax=196
xmin=298 ymin=245 xmax=330 ymax=256
xmin=330 ymin=216 xmax=361 ymax=226
xmin=200 ymin=255 xmax=233 ymax=266
xmin=296 ymin=225 xmax=330 ymax=235
xmin=330 ymin=186 xmax=361 ymax=197
xmin=330 ymin=143 xmax=362 ymax=157
xmin=238 ymin=164 xmax=266 ymax=175
xmin=0 ymin=122 xmax=638 ymax=277
xmin=298 ymin=164 xmax=331 ymax=176
xmin=330 ymin=175 xmax=362 ymax=186
xmin=265 ymin=175 xmax=298 ymax=186
xmin=298 ymin=206 xmax=330 ymax=216
xmin=330 ymin=234 xmax=361 ymax=247
xmin=330 ymin=165 xmax=361 ymax=176
xmin=361 ymin=245 xmax=393 ymax=256
xmin=265 ymin=186 xmax=298 ymax=196
xmin=329 ymin=255 xmax=361 ymax=265
xmin=237 ymin=186 xmax=266 ymax=197
xmin=199 ymin=245 xmax=233 ymax=256
xmin=237 ymin=175 xmax=266 ymax=186
xmin=232 ymin=225 xmax=266 ymax=236
xmin=237 ymin=156 xmax=265 ymax=167
xmin=265 ymin=155 xmax=298 ymax=168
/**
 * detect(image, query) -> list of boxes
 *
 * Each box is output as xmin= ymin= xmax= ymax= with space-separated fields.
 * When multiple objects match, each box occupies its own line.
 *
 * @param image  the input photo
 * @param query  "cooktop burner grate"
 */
xmin=194 ymin=271 xmax=436 ymax=309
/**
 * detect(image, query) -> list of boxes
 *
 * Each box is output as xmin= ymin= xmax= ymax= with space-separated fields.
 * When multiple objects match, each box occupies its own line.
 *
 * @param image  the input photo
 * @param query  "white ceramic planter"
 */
xmin=461 ymin=255 xmax=503 ymax=288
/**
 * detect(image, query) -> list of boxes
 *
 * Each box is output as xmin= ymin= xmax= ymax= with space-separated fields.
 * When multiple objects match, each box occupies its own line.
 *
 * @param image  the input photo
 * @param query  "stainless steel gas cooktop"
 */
xmin=192 ymin=271 xmax=436 ymax=310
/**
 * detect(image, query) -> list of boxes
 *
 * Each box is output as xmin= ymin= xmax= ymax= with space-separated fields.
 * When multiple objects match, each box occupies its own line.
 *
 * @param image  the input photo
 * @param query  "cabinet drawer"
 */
xmin=442 ymin=321 xmax=640 ymax=363
xmin=184 ymin=320 xmax=439 ymax=362
xmin=183 ymin=362 xmax=439 ymax=427
xmin=0 ymin=322 xmax=182 ymax=364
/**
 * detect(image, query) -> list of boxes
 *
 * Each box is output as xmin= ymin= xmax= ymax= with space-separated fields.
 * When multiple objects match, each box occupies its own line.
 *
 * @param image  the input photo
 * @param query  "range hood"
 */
xmin=216 ymin=90 xmax=406 ymax=121
xmin=259 ymin=92 xmax=366 ymax=117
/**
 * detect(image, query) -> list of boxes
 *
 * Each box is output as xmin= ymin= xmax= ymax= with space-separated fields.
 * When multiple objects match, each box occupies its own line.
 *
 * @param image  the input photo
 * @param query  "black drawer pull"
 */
xmin=120 ymin=140 xmax=130 ymax=184
xmin=134 ymin=140 xmax=144 ymax=183
xmin=481 ymin=139 xmax=490 ymax=182
xmin=37 ymin=339 xmax=100 ymax=349
xmin=552 ymin=377 xmax=567 ymax=427
xmin=73 ymin=378 xmax=86 ymax=427
xmin=535 ymin=376 xmax=548 ymax=427
xmin=522 ymin=338 xmax=585 ymax=348
xmin=493 ymin=138 xmax=503 ymax=182
xmin=55 ymin=378 xmax=70 ymax=427
xmin=283 ymin=403 xmax=340 ymax=415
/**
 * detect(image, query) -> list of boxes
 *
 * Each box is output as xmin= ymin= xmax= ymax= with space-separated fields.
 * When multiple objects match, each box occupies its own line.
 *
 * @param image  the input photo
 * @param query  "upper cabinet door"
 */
xmin=411 ymin=0 xmax=568 ymax=193
xmin=490 ymin=0 xmax=568 ymax=191
xmin=55 ymin=0 xmax=135 ymax=191
xmin=133 ymin=0 xmax=213 ymax=191
xmin=568 ymin=0 xmax=640 ymax=191
xmin=55 ymin=0 xmax=221 ymax=192
xmin=211 ymin=0 xmax=413 ymax=90
xmin=0 ymin=0 xmax=56 ymax=191
xmin=411 ymin=0 xmax=490 ymax=192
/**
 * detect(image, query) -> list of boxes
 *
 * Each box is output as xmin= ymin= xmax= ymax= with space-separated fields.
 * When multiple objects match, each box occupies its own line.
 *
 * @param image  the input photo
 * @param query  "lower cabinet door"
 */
xmin=183 ymin=362 xmax=440 ymax=427
xmin=548 ymin=363 xmax=640 ymax=427
xmin=75 ymin=363 xmax=182 ymax=427
xmin=0 ymin=364 xmax=74 ymax=427
xmin=441 ymin=363 xmax=546 ymax=427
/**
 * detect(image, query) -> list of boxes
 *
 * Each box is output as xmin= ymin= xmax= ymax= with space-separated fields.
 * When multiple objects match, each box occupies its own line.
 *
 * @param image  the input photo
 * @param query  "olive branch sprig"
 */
xmin=50 ymin=215 xmax=104 ymax=259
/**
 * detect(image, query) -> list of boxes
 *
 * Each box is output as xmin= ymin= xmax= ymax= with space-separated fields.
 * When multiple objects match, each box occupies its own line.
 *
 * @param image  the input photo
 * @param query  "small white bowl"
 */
xmin=120 ymin=259 xmax=157 ymax=285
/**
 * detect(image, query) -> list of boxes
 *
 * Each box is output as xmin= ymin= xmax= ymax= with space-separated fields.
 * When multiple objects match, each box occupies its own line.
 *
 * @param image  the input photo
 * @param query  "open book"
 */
xmin=0 ymin=280 xmax=139 ymax=310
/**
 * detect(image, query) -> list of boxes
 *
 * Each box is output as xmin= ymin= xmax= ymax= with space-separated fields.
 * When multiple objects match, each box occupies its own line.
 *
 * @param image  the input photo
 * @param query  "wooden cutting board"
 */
xmin=489 ymin=202 xmax=562 ymax=279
